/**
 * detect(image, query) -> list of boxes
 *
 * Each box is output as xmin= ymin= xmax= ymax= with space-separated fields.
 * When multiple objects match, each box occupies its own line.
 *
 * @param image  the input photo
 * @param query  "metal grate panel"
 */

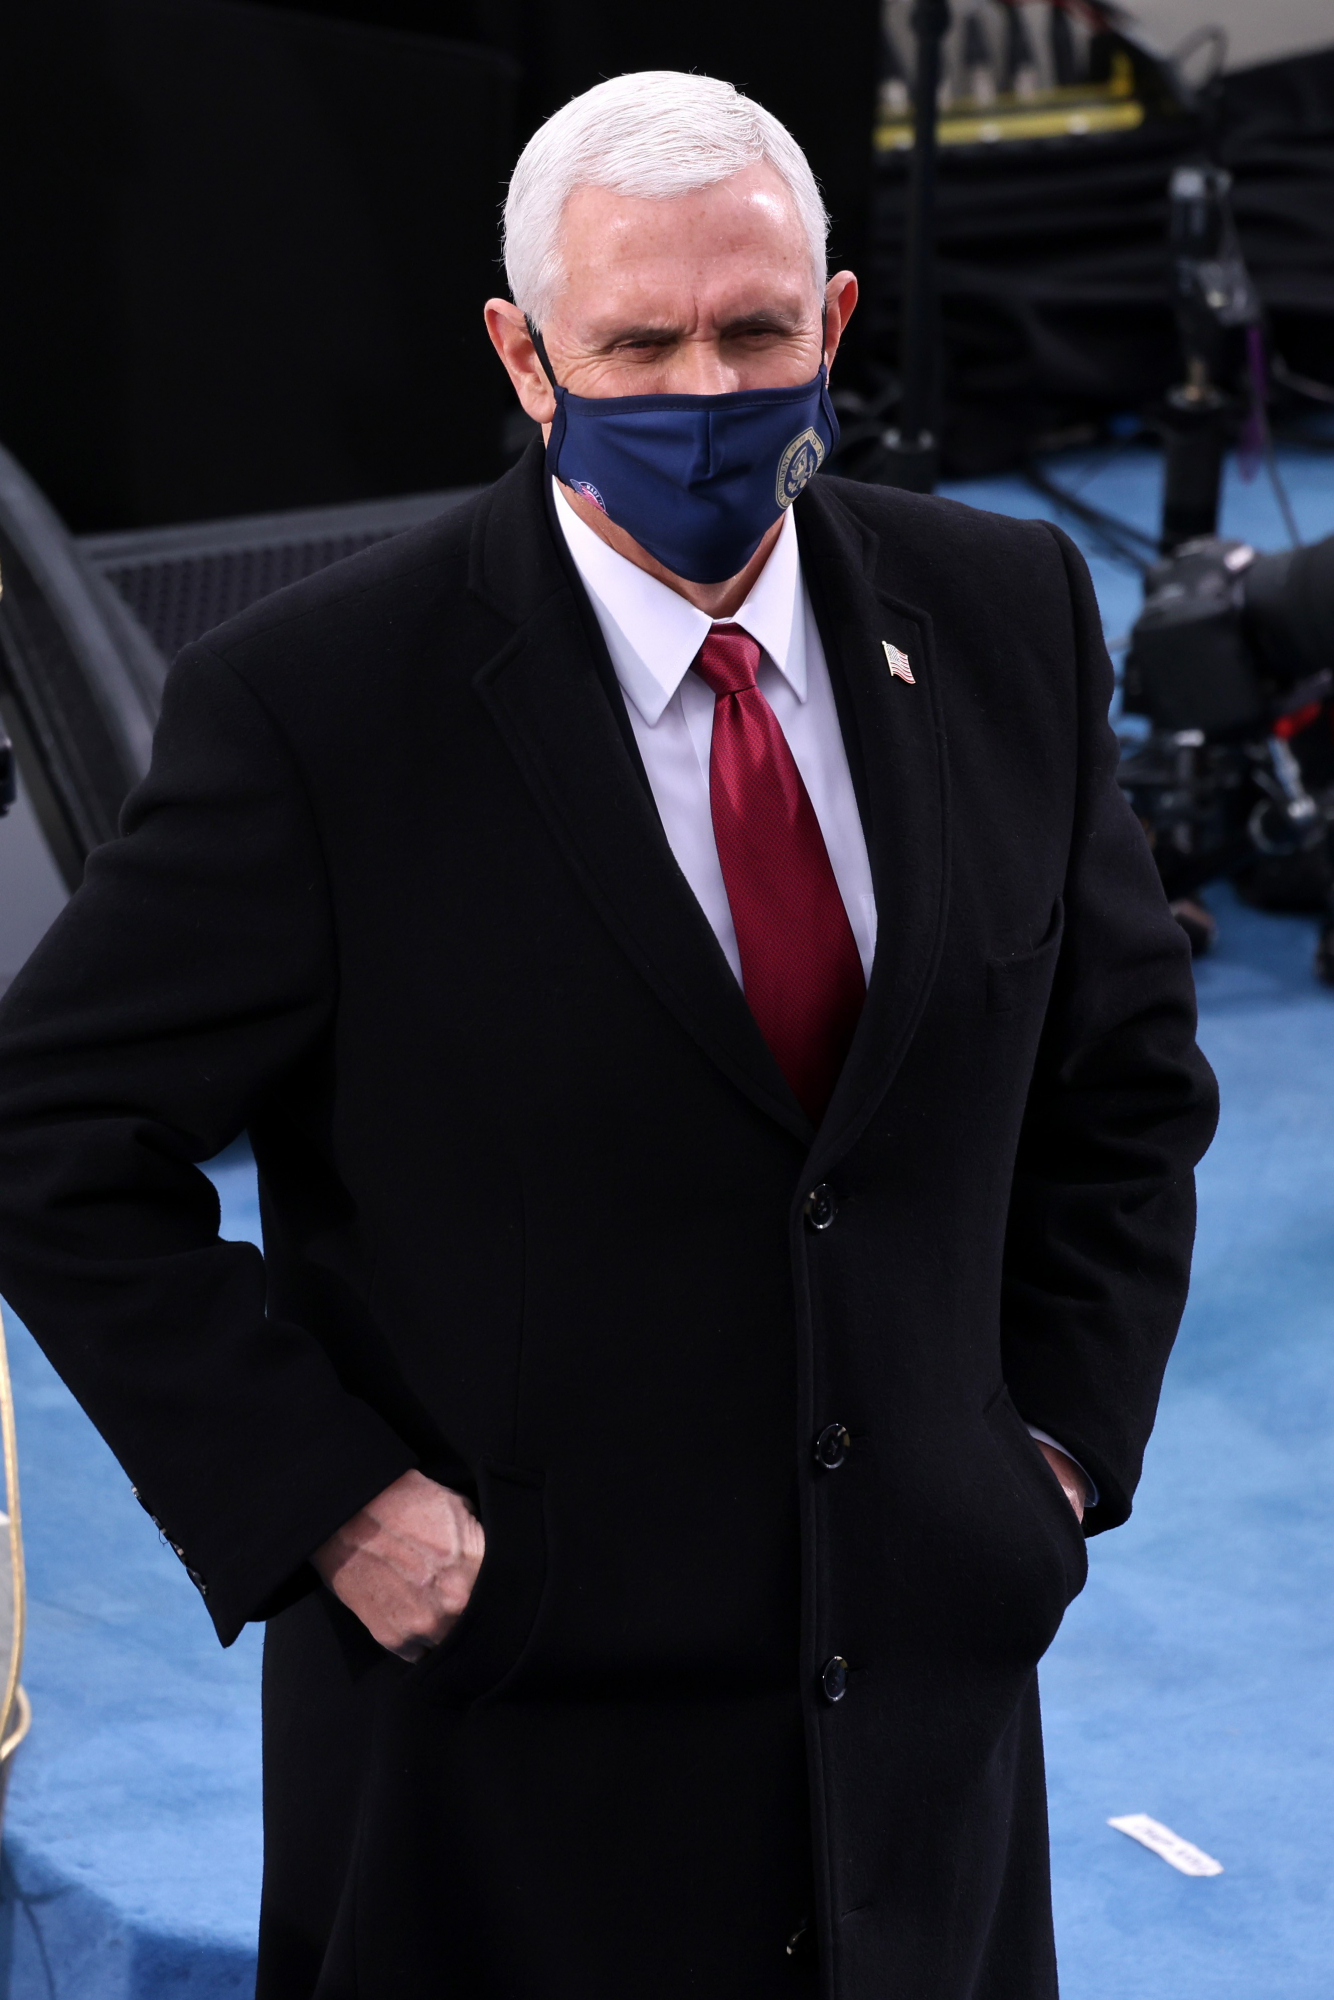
xmin=80 ymin=489 xmax=477 ymax=663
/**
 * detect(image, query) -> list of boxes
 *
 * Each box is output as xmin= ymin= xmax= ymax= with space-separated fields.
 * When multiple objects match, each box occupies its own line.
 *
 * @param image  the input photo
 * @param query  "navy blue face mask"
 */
xmin=529 ymin=322 xmax=839 ymax=586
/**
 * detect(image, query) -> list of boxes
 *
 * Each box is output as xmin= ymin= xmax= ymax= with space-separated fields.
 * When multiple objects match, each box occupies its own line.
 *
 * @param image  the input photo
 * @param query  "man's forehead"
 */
xmin=552 ymin=169 xmax=817 ymax=336
xmin=559 ymin=167 xmax=808 ymax=266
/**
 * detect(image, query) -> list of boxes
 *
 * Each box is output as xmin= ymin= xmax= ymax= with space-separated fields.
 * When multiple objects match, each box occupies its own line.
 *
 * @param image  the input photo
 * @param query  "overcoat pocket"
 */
xmin=986 ymin=898 xmax=1064 ymax=1015
xmin=404 ymin=1459 xmax=547 ymax=1707
xmin=982 ymin=1384 xmax=1088 ymax=1600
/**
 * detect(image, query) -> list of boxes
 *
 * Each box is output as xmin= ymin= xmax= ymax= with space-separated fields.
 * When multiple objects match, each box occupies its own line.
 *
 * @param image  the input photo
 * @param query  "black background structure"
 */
xmin=1 ymin=0 xmax=1332 ymax=523
xmin=259 ymin=0 xmax=883 ymax=284
xmin=0 ymin=0 xmax=520 ymax=530
xmin=0 ymin=0 xmax=880 ymax=531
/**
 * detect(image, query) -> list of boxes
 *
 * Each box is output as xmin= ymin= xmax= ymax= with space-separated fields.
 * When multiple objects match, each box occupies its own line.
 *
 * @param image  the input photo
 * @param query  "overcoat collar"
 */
xmin=468 ymin=445 xmax=950 ymax=1166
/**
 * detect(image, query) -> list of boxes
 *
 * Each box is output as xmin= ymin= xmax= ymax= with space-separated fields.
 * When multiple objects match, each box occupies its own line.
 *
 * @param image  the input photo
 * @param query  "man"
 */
xmin=0 ymin=70 xmax=1215 ymax=2000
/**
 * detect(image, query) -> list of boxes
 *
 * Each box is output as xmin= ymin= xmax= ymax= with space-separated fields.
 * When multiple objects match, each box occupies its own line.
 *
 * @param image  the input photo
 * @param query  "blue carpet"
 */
xmin=0 ymin=1150 xmax=263 ymax=1998
xmin=2 ymin=442 xmax=1333 ymax=1996
xmin=1042 ymin=881 xmax=1334 ymax=1998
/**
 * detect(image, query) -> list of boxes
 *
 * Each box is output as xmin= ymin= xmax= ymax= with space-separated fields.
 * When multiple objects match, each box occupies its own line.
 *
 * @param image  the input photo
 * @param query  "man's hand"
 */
xmin=312 ymin=1470 xmax=486 ymax=1662
xmin=1036 ymin=1442 xmax=1087 ymax=1525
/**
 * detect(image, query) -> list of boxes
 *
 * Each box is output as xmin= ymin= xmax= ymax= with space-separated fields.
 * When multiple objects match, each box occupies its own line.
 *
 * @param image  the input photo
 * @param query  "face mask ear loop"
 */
xmin=817 ymin=301 xmax=839 ymax=442
xmin=525 ymin=316 xmax=560 ymax=391
xmin=526 ymin=316 xmax=571 ymax=478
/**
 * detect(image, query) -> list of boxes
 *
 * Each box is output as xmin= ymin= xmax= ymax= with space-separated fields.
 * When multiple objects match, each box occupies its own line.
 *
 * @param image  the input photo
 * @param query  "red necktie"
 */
xmin=693 ymin=624 xmax=865 ymax=1122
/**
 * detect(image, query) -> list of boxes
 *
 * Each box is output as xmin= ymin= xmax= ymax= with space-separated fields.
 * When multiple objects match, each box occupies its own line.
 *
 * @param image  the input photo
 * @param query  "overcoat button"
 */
xmin=821 ymin=1655 xmax=850 ymax=1703
xmin=814 ymin=1423 xmax=851 ymax=1470
xmin=804 ymin=1184 xmax=838 ymax=1230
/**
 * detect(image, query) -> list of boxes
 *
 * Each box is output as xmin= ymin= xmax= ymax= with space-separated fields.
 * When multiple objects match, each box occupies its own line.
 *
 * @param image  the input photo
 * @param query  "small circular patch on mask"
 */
xmin=776 ymin=428 xmax=826 ymax=507
xmin=570 ymin=480 xmax=607 ymax=513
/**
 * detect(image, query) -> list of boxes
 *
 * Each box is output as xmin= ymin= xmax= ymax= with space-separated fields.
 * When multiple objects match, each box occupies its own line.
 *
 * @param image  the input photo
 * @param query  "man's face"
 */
xmin=487 ymin=163 xmax=856 ymax=429
xmin=483 ymin=162 xmax=856 ymax=601
xmin=541 ymin=163 xmax=825 ymax=399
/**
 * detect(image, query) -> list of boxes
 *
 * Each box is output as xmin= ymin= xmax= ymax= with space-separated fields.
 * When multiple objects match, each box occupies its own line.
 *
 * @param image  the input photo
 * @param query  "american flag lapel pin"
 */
xmin=882 ymin=640 xmax=916 ymax=685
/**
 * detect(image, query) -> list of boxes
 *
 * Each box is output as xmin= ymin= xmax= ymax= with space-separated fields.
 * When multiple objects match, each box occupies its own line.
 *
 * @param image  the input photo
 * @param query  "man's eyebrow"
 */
xmin=717 ymin=309 xmax=806 ymax=337
xmin=597 ymin=310 xmax=808 ymax=348
xmin=597 ymin=323 xmax=685 ymax=347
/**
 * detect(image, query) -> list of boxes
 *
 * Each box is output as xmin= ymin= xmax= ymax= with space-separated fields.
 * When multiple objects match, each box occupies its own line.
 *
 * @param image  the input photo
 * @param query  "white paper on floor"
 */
xmin=1107 ymin=1814 xmax=1224 ymax=1876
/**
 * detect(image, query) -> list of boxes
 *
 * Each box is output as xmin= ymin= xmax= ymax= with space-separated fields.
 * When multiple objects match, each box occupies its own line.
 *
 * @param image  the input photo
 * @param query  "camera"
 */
xmin=1118 ymin=532 xmax=1334 ymax=973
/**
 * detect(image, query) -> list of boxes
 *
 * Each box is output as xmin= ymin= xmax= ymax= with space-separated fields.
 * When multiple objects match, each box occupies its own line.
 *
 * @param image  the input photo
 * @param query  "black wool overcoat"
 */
xmin=0 ymin=444 xmax=1218 ymax=1999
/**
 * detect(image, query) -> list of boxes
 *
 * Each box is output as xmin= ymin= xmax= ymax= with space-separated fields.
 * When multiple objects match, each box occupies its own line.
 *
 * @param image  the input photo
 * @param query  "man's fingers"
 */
xmin=357 ymin=1582 xmax=467 ymax=1658
xmin=383 ymin=1586 xmax=474 ymax=1660
xmin=312 ymin=1473 xmax=488 ymax=1657
xmin=1036 ymin=1441 xmax=1087 ymax=1522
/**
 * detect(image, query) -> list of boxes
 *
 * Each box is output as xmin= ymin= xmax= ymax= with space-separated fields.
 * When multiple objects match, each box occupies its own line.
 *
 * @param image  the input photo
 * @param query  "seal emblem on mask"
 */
xmin=570 ymin=480 xmax=608 ymax=513
xmin=776 ymin=427 xmax=826 ymax=508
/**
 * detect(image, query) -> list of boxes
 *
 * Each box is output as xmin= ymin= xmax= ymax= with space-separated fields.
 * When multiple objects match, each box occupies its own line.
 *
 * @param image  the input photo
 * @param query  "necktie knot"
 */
xmin=694 ymin=624 xmax=761 ymax=700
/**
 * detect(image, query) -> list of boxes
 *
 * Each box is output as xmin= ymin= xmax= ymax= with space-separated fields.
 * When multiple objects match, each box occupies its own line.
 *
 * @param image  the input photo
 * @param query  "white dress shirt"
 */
xmin=552 ymin=482 xmax=877 ymax=989
xmin=552 ymin=481 xmax=1095 ymax=1508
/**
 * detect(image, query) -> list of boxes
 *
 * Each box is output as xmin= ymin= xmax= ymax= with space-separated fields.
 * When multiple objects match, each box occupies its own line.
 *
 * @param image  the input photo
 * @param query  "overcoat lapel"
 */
xmin=467 ymin=450 xmax=949 ymax=1163
xmin=469 ymin=451 xmax=814 ymax=1145
xmin=796 ymin=484 xmax=952 ymax=1173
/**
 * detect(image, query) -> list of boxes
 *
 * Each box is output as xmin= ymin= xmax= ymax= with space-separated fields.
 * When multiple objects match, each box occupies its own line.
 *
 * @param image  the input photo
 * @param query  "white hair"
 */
xmin=503 ymin=71 xmax=829 ymax=329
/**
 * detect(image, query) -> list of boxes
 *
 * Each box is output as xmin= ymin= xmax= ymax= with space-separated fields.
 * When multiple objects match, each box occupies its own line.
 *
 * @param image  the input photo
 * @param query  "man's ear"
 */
xmin=483 ymin=300 xmax=557 ymax=424
xmin=822 ymin=271 xmax=859 ymax=375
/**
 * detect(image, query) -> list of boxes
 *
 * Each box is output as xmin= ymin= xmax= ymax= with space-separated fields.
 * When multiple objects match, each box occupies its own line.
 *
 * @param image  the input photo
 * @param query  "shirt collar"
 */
xmin=551 ymin=480 xmax=808 ymax=727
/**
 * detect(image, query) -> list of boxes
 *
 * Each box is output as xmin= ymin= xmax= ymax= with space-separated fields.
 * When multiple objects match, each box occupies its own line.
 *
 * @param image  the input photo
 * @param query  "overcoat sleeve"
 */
xmin=999 ymin=525 xmax=1220 ymax=1532
xmin=0 ymin=646 xmax=416 ymax=1643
